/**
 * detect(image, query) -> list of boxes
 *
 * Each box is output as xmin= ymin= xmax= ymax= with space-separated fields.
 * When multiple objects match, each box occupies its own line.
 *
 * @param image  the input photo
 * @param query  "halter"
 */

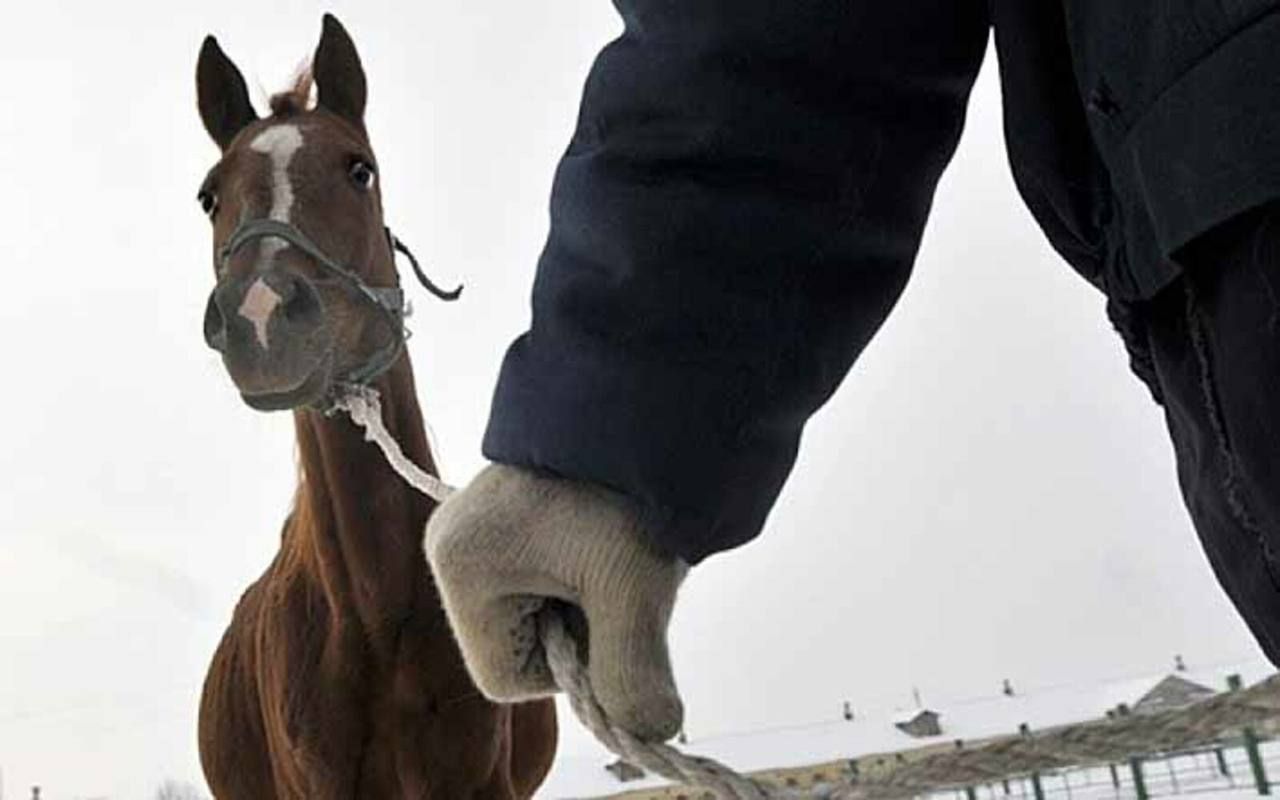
xmin=218 ymin=218 xmax=461 ymax=393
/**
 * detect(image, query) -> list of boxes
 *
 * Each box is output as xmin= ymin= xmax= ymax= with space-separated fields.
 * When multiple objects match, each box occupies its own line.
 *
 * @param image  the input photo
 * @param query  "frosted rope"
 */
xmin=332 ymin=385 xmax=457 ymax=503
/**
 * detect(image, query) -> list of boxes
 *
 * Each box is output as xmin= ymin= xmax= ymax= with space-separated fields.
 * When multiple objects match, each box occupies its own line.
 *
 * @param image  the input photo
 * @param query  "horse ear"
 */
xmin=197 ymin=36 xmax=258 ymax=150
xmin=313 ymin=14 xmax=367 ymax=126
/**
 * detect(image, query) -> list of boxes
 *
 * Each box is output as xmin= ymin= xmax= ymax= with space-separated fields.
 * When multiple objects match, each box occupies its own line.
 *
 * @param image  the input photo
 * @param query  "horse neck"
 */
xmin=289 ymin=355 xmax=439 ymax=632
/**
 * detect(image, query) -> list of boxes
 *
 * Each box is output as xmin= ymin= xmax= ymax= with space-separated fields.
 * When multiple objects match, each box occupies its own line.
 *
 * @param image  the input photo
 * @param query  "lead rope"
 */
xmin=335 ymin=384 xmax=847 ymax=800
xmin=333 ymin=385 xmax=457 ymax=502
xmin=541 ymin=612 xmax=785 ymax=799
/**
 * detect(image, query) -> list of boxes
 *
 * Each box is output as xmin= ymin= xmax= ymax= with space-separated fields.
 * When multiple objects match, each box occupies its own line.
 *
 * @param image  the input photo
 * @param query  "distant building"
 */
xmin=892 ymin=709 xmax=942 ymax=738
xmin=605 ymin=760 xmax=646 ymax=783
xmin=1133 ymin=674 xmax=1216 ymax=714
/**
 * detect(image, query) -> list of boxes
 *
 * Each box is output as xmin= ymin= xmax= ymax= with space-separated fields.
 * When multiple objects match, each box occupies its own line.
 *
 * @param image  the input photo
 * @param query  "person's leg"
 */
xmin=1139 ymin=202 xmax=1280 ymax=663
xmin=993 ymin=0 xmax=1280 ymax=663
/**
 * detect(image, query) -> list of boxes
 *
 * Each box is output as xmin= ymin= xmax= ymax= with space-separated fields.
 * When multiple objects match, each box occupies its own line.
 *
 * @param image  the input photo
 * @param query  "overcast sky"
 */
xmin=0 ymin=3 xmax=1268 ymax=799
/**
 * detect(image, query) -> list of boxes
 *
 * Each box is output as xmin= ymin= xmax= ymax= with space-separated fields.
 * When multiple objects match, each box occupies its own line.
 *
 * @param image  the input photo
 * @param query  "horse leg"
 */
xmin=199 ymin=580 xmax=279 ymax=800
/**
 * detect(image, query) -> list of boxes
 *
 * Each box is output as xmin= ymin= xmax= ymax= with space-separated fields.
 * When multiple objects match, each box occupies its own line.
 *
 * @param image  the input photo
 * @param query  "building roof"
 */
xmin=1132 ymin=674 xmax=1218 ymax=714
xmin=535 ymin=659 xmax=1275 ymax=799
xmin=889 ymin=708 xmax=940 ymax=725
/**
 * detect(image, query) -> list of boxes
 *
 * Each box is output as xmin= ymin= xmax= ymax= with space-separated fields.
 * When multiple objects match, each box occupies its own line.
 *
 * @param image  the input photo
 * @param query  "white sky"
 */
xmin=0 ymin=3 xmax=1266 ymax=799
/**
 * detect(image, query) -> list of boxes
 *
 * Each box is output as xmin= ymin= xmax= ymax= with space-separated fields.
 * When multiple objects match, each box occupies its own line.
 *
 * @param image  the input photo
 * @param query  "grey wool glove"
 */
xmin=424 ymin=464 xmax=688 ymax=741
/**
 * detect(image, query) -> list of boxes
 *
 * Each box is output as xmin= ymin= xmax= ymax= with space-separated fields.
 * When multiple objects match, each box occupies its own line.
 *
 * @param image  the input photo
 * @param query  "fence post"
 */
xmin=1167 ymin=756 xmax=1180 ymax=793
xmin=1002 ymin=778 xmax=1012 ymax=795
xmin=1130 ymin=758 xmax=1149 ymax=800
xmin=1244 ymin=727 xmax=1271 ymax=795
xmin=1109 ymin=763 xmax=1120 ymax=788
xmin=1218 ymin=748 xmax=1233 ymax=777
xmin=1031 ymin=773 xmax=1045 ymax=800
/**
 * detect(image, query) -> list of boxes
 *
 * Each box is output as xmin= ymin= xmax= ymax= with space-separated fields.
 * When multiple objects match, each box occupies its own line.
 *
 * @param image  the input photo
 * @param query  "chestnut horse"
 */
xmin=193 ymin=15 xmax=556 ymax=798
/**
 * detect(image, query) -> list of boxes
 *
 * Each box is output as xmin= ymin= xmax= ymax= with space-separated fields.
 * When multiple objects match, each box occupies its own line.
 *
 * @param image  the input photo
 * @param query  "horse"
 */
xmin=192 ymin=15 xmax=557 ymax=798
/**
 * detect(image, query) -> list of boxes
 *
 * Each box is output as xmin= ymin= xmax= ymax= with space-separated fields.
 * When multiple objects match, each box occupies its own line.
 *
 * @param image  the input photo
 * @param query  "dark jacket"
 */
xmin=484 ymin=1 xmax=1280 ymax=564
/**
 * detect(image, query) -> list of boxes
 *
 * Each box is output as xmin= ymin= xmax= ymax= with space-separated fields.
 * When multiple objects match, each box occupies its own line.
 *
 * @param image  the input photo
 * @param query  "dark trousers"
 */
xmin=1131 ymin=203 xmax=1280 ymax=662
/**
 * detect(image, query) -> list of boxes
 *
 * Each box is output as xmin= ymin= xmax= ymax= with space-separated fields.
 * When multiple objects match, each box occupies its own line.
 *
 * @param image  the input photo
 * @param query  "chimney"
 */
xmin=1175 ymin=654 xmax=1187 ymax=672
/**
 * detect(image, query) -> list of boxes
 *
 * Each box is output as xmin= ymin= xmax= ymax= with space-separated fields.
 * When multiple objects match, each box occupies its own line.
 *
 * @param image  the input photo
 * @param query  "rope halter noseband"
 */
xmin=218 ymin=217 xmax=461 ymax=393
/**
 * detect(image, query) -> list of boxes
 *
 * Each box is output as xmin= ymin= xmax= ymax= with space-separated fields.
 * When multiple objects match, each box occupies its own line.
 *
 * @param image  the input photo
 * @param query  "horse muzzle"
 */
xmin=204 ymin=267 xmax=335 ymax=410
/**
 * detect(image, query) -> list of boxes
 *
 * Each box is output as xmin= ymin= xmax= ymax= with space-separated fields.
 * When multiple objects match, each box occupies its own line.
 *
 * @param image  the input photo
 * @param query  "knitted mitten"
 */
xmin=424 ymin=464 xmax=687 ymax=741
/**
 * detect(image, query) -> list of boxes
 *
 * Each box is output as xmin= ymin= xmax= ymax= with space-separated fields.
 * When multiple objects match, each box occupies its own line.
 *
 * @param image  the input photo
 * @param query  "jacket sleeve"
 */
xmin=483 ymin=0 xmax=990 ymax=564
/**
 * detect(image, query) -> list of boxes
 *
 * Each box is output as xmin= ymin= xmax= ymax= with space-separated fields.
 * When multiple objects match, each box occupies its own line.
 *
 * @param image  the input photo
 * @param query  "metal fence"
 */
xmin=924 ymin=737 xmax=1280 ymax=800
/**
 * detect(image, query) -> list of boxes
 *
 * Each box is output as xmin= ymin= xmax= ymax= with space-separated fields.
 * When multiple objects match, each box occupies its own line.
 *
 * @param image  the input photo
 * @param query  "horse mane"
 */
xmin=269 ymin=63 xmax=314 ymax=117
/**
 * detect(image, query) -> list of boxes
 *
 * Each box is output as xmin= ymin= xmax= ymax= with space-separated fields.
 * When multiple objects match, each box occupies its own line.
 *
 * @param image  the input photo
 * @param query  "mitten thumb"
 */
xmin=579 ymin=550 xmax=687 ymax=742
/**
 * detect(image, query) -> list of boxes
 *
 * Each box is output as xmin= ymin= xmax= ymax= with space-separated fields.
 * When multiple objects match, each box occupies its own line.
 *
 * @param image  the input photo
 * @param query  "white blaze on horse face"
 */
xmin=238 ymin=124 xmax=303 ymax=349
xmin=248 ymin=123 xmax=304 ymax=256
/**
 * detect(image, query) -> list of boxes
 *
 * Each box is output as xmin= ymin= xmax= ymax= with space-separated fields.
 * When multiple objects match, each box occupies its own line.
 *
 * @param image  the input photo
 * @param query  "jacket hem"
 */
xmin=1124 ymin=9 xmax=1280 ymax=278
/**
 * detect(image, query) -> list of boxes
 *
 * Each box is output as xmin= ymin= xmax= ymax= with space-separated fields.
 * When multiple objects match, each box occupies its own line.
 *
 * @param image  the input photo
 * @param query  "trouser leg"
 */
xmin=1140 ymin=201 xmax=1280 ymax=663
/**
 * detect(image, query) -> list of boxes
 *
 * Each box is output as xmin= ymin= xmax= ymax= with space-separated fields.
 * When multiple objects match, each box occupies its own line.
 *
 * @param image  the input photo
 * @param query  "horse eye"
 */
xmin=349 ymin=160 xmax=376 ymax=190
xmin=197 ymin=190 xmax=217 ymax=217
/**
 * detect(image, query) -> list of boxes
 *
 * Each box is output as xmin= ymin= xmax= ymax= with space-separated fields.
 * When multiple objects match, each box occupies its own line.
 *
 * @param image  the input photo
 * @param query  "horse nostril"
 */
xmin=280 ymin=274 xmax=321 ymax=322
xmin=271 ymin=272 xmax=298 ymax=306
xmin=203 ymin=292 xmax=228 ymax=352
